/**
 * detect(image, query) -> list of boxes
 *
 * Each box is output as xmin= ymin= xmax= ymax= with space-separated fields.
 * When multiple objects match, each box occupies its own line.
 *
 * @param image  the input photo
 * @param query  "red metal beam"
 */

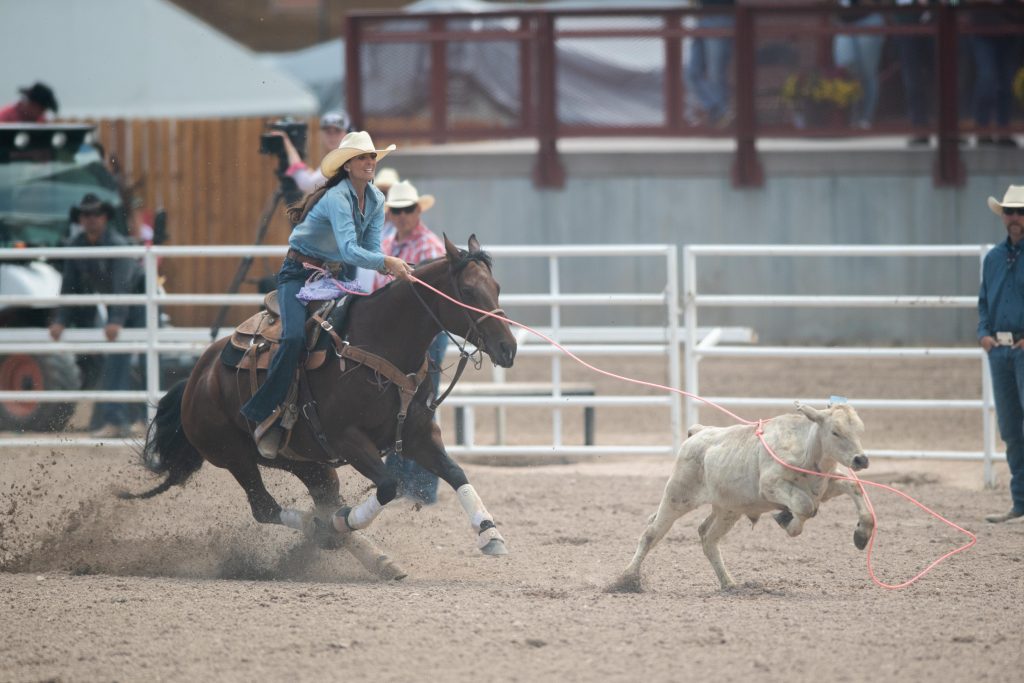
xmin=533 ymin=12 xmax=565 ymax=189
xmin=732 ymin=6 xmax=763 ymax=188
xmin=934 ymin=4 xmax=964 ymax=188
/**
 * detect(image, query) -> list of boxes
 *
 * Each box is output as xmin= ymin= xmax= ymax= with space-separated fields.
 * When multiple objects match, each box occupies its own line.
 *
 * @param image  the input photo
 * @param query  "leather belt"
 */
xmin=994 ymin=330 xmax=1024 ymax=345
xmin=286 ymin=248 xmax=341 ymax=273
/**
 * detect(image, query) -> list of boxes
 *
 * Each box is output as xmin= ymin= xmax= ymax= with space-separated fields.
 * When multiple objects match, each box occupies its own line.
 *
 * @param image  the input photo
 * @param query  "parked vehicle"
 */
xmin=0 ymin=123 xmax=128 ymax=431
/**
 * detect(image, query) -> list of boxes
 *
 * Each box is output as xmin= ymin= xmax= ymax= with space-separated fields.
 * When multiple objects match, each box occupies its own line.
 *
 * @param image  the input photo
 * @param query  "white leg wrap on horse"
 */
xmin=456 ymin=484 xmax=492 ymax=529
xmin=476 ymin=525 xmax=503 ymax=549
xmin=280 ymin=509 xmax=310 ymax=532
xmin=344 ymin=494 xmax=384 ymax=531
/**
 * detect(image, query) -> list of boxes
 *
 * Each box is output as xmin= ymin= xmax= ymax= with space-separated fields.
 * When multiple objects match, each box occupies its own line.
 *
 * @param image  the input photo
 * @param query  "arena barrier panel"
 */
xmin=683 ymin=244 xmax=998 ymax=487
xmin=0 ymin=244 xmax=692 ymax=457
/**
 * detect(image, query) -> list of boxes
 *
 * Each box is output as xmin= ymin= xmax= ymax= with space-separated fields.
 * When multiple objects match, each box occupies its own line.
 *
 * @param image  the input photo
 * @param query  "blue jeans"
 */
xmin=96 ymin=304 xmax=144 ymax=428
xmin=833 ymin=13 xmax=885 ymax=127
xmin=970 ymin=36 xmax=1016 ymax=128
xmin=240 ymin=259 xmax=311 ymax=424
xmin=895 ymin=35 xmax=931 ymax=128
xmin=686 ymin=15 xmax=734 ymax=123
xmin=385 ymin=333 xmax=448 ymax=504
xmin=987 ymin=346 xmax=1024 ymax=514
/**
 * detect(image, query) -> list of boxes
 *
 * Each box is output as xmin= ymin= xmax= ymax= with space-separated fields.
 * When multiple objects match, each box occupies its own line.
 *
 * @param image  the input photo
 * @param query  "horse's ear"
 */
xmin=443 ymin=233 xmax=461 ymax=263
xmin=467 ymin=234 xmax=480 ymax=253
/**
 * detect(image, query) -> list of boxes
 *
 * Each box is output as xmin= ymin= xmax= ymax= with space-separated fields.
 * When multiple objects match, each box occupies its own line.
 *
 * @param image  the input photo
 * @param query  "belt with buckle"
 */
xmin=994 ymin=331 xmax=1024 ymax=346
xmin=286 ymin=248 xmax=341 ymax=273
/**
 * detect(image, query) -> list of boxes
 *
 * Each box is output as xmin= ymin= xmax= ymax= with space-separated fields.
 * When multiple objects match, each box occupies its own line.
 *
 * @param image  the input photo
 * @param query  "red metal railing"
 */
xmin=345 ymin=4 xmax=1024 ymax=189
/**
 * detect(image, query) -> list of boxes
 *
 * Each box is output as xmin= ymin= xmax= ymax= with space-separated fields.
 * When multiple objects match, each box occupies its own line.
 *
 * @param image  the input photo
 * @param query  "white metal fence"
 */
xmin=0 ymin=244 xmax=686 ymax=455
xmin=683 ymin=244 xmax=998 ymax=486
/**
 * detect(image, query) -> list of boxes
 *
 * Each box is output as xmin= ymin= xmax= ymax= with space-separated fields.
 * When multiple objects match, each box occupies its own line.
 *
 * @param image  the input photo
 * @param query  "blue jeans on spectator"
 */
xmin=970 ymin=36 xmax=1016 ymax=129
xmin=895 ymin=35 xmax=931 ymax=128
xmin=95 ymin=304 xmax=144 ymax=429
xmin=686 ymin=14 xmax=734 ymax=124
xmin=385 ymin=333 xmax=448 ymax=504
xmin=987 ymin=346 xmax=1024 ymax=514
xmin=240 ymin=258 xmax=310 ymax=424
xmin=833 ymin=13 xmax=885 ymax=128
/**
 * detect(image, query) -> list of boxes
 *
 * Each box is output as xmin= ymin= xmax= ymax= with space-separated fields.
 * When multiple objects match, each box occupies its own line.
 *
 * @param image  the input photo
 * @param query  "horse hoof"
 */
xmin=377 ymin=560 xmax=408 ymax=581
xmin=853 ymin=529 xmax=870 ymax=551
xmin=480 ymin=538 xmax=508 ymax=556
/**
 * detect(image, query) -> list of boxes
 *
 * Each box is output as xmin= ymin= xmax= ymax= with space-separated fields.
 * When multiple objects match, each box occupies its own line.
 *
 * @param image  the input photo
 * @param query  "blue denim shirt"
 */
xmin=288 ymin=178 xmax=386 ymax=274
xmin=978 ymin=237 xmax=1024 ymax=339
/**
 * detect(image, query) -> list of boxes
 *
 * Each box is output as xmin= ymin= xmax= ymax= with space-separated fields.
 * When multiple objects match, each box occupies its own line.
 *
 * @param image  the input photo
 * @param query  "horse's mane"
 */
xmin=363 ymin=248 xmax=494 ymax=299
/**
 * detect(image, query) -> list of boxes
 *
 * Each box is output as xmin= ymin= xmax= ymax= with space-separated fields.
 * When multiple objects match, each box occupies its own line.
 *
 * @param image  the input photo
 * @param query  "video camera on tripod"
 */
xmin=258 ymin=118 xmax=308 ymax=203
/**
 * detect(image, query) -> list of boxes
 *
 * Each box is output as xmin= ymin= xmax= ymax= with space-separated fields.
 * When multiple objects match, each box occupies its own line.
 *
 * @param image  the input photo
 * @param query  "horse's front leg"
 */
xmin=275 ymin=460 xmax=407 ymax=580
xmin=329 ymin=427 xmax=400 ymax=534
xmin=408 ymin=420 xmax=508 ymax=556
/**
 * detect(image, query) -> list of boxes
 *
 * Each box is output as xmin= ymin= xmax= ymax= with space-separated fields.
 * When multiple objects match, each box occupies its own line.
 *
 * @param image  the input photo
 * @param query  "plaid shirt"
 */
xmin=373 ymin=221 xmax=445 ymax=290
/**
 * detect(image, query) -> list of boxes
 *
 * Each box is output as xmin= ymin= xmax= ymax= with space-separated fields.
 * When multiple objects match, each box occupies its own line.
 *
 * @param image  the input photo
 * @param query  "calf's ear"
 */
xmin=794 ymin=401 xmax=826 ymax=424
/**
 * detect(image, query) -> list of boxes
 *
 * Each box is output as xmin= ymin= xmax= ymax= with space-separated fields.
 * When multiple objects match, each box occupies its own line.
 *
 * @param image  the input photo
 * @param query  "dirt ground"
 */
xmin=2 ymin=357 xmax=1023 ymax=682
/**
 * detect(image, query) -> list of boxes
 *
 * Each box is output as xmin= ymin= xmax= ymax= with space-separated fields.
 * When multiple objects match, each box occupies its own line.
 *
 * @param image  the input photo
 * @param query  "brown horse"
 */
xmin=124 ymin=235 xmax=517 ymax=573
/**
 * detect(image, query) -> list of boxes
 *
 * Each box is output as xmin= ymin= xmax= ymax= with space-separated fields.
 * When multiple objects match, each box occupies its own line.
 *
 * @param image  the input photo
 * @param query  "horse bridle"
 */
xmin=408 ymin=258 xmax=506 ymax=411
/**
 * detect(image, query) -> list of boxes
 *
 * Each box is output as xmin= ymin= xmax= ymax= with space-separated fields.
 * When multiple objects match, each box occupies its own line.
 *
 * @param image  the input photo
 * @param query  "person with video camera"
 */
xmin=271 ymin=111 xmax=354 ymax=195
xmin=240 ymin=131 xmax=414 ymax=459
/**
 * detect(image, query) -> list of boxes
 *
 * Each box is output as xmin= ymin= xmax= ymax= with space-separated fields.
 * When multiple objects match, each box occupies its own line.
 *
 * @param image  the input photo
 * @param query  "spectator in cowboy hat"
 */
xmin=240 ymin=131 xmax=414 ymax=458
xmin=275 ymin=110 xmax=357 ymax=194
xmin=372 ymin=180 xmax=445 ymax=503
xmin=978 ymin=185 xmax=1024 ymax=523
xmin=0 ymin=82 xmax=59 ymax=122
xmin=50 ymin=193 xmax=144 ymax=440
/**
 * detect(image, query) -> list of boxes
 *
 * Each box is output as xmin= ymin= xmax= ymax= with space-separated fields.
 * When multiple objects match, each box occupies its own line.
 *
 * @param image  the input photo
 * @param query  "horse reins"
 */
xmin=407 ymin=262 xmax=506 ymax=413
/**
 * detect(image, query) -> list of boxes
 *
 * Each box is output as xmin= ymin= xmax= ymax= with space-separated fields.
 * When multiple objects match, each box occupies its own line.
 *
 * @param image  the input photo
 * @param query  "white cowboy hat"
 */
xmin=988 ymin=185 xmax=1024 ymax=216
xmin=385 ymin=180 xmax=435 ymax=212
xmin=320 ymin=131 xmax=396 ymax=179
xmin=375 ymin=167 xmax=401 ymax=189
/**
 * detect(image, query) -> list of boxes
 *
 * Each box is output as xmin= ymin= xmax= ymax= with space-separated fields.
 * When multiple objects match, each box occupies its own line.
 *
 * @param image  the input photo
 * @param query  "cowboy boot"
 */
xmin=984 ymin=508 xmax=1024 ymax=524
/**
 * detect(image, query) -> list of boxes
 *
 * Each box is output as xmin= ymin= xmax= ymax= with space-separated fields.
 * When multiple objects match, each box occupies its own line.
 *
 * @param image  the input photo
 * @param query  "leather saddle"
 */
xmin=220 ymin=291 xmax=353 ymax=371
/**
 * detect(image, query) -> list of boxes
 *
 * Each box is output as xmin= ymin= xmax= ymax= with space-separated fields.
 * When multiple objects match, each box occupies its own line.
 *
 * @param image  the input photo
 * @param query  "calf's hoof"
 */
xmin=853 ymin=527 xmax=871 ymax=550
xmin=773 ymin=509 xmax=793 ymax=529
xmin=605 ymin=573 xmax=643 ymax=594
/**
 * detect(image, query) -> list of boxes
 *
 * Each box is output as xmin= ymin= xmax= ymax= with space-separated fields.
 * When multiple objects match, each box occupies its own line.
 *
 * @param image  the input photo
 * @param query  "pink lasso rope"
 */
xmin=409 ymin=274 xmax=978 ymax=589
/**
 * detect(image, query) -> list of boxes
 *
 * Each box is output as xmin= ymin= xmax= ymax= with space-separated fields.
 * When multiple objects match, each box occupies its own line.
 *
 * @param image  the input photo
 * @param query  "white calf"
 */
xmin=613 ymin=402 xmax=873 ymax=591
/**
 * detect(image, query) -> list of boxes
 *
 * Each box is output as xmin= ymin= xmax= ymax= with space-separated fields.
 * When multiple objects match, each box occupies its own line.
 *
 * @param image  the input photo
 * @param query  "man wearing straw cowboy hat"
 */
xmin=240 ymin=131 xmax=414 ymax=459
xmin=374 ymin=180 xmax=446 ymax=503
xmin=978 ymin=185 xmax=1024 ymax=523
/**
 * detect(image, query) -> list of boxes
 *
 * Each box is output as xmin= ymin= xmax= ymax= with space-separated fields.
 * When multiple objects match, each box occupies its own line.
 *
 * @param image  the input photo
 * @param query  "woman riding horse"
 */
xmin=240 ymin=131 xmax=414 ymax=458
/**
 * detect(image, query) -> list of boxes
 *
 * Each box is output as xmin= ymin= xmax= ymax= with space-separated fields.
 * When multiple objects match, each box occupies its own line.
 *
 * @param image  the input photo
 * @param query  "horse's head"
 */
xmin=434 ymin=234 xmax=517 ymax=368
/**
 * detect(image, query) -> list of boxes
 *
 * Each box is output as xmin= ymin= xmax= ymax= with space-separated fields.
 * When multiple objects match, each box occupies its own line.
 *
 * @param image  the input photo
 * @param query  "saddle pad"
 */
xmin=221 ymin=295 xmax=355 ymax=371
xmin=219 ymin=341 xmax=327 ymax=371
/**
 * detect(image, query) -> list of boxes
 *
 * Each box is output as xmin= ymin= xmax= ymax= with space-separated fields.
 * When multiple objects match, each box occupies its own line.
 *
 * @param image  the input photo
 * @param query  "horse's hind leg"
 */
xmin=223 ymin=456 xmax=283 ymax=525
xmin=278 ymin=460 xmax=407 ymax=580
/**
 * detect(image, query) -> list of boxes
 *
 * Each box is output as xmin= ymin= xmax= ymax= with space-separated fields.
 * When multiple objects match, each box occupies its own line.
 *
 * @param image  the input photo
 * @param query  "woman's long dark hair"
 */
xmin=286 ymin=168 xmax=349 ymax=225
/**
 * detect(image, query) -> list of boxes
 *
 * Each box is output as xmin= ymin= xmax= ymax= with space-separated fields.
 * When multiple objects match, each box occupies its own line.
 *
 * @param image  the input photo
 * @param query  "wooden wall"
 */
xmin=93 ymin=117 xmax=325 ymax=328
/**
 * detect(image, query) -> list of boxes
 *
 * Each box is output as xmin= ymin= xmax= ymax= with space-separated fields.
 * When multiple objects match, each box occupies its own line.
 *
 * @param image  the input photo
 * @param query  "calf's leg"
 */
xmin=609 ymin=470 xmax=698 ymax=592
xmin=699 ymin=507 xmax=742 ymax=589
xmin=821 ymin=478 xmax=875 ymax=550
xmin=760 ymin=477 xmax=817 ymax=537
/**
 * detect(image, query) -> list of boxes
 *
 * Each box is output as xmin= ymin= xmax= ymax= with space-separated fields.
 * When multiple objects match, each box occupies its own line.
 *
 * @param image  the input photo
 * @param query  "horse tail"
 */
xmin=118 ymin=380 xmax=204 ymax=500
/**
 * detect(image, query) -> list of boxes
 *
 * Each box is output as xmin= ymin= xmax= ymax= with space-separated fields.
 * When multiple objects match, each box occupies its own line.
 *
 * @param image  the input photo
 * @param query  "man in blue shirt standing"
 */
xmin=978 ymin=185 xmax=1024 ymax=523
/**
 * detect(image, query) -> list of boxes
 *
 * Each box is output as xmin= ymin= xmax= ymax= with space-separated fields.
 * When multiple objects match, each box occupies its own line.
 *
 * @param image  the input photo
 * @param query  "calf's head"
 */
xmin=795 ymin=402 xmax=869 ymax=471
